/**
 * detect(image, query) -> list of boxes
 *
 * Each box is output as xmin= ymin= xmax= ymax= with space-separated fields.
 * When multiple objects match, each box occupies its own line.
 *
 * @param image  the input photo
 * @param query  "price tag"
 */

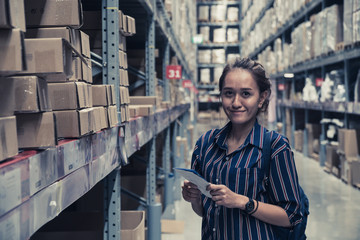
xmin=182 ymin=80 xmax=193 ymax=88
xmin=278 ymin=83 xmax=285 ymax=91
xmin=166 ymin=65 xmax=182 ymax=80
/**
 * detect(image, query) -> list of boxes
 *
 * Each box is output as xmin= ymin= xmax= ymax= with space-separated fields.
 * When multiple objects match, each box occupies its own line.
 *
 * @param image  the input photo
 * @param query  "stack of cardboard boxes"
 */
xmin=0 ymin=0 xmax=128 ymax=162
xmin=82 ymin=9 xmax=136 ymax=122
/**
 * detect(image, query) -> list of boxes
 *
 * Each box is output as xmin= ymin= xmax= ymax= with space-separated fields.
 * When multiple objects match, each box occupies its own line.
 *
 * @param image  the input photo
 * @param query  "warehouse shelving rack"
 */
xmin=196 ymin=0 xmax=241 ymax=111
xmin=0 ymin=0 xmax=195 ymax=239
xmin=243 ymin=0 xmax=360 ymax=167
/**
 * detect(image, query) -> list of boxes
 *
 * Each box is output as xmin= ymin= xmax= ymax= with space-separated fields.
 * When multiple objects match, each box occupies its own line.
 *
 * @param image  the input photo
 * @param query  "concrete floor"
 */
xmin=162 ymin=120 xmax=360 ymax=240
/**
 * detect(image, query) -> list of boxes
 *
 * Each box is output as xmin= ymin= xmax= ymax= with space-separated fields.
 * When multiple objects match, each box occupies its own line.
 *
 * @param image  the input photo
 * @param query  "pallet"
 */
xmin=344 ymin=41 xmax=360 ymax=50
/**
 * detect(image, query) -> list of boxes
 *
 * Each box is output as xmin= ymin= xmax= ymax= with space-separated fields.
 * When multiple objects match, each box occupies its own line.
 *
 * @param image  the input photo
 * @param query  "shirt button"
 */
xmin=225 ymin=156 xmax=229 ymax=161
xmin=213 ymin=228 xmax=216 ymax=232
xmin=215 ymin=203 xmax=218 ymax=207
xmin=216 ymin=178 xmax=219 ymax=183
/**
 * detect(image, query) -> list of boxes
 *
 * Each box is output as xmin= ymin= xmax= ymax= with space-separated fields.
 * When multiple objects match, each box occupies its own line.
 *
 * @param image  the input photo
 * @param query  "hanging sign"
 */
xmin=166 ymin=65 xmax=182 ymax=79
xmin=278 ymin=83 xmax=285 ymax=91
xmin=182 ymin=80 xmax=193 ymax=88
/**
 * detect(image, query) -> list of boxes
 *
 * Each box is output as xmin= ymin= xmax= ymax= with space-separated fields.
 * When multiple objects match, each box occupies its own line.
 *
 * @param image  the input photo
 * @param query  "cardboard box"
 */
xmin=129 ymin=106 xmax=140 ymax=118
xmin=12 ymin=76 xmax=52 ymax=113
xmin=351 ymin=160 xmax=360 ymax=187
xmin=129 ymin=105 xmax=154 ymax=117
xmin=0 ymin=116 xmax=18 ymax=161
xmin=325 ymin=144 xmax=340 ymax=170
xmin=24 ymin=0 xmax=83 ymax=28
xmin=0 ymin=78 xmax=15 ymax=117
xmin=161 ymin=219 xmax=184 ymax=234
xmin=294 ymin=130 xmax=304 ymax=152
xmin=23 ymin=38 xmax=75 ymax=80
xmin=48 ymin=82 xmax=92 ymax=110
xmin=306 ymin=123 xmax=321 ymax=155
xmin=340 ymin=154 xmax=351 ymax=184
xmin=129 ymin=96 xmax=157 ymax=105
xmin=92 ymin=107 xmax=107 ymax=132
xmin=0 ymin=29 xmax=26 ymax=74
xmin=338 ymin=128 xmax=360 ymax=159
xmin=16 ymin=112 xmax=56 ymax=148
xmin=92 ymin=85 xmax=108 ymax=106
xmin=54 ymin=108 xmax=93 ymax=138
xmin=107 ymin=85 xmax=116 ymax=105
xmin=121 ymin=211 xmax=145 ymax=240
xmin=0 ymin=0 xmax=26 ymax=31
xmin=107 ymin=105 xmax=118 ymax=127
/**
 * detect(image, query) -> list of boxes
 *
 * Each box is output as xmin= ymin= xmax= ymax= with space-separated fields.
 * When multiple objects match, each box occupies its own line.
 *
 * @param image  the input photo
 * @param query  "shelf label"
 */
xmin=166 ymin=65 xmax=182 ymax=80
xmin=278 ymin=83 xmax=285 ymax=91
xmin=316 ymin=78 xmax=323 ymax=87
xmin=182 ymin=80 xmax=193 ymax=88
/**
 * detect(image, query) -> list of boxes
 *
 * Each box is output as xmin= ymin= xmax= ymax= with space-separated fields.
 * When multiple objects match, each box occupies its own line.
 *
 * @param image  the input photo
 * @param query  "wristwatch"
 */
xmin=244 ymin=198 xmax=255 ymax=214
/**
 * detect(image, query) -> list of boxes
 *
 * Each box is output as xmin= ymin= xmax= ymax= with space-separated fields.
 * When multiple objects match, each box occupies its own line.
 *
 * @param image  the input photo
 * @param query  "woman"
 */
xmin=182 ymin=57 xmax=303 ymax=239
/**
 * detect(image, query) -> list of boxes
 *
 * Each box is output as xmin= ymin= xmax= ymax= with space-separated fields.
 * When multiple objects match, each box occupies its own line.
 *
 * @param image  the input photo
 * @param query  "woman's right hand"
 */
xmin=182 ymin=180 xmax=201 ymax=203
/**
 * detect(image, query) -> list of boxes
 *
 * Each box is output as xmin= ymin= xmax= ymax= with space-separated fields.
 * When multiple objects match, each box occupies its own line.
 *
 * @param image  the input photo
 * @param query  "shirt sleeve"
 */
xmin=268 ymin=135 xmax=303 ymax=226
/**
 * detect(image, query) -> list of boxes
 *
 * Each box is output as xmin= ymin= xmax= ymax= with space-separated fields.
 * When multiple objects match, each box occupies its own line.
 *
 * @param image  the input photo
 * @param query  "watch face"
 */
xmin=245 ymin=199 xmax=255 ymax=213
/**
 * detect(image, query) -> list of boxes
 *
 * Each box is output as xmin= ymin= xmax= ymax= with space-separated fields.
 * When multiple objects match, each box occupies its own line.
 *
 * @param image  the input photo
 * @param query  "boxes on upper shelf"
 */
xmin=0 ymin=116 xmax=18 ymax=162
xmin=16 ymin=112 xmax=56 ymax=148
xmin=48 ymin=82 xmax=92 ymax=110
xmin=0 ymin=78 xmax=15 ymax=117
xmin=54 ymin=108 xmax=93 ymax=138
xmin=13 ymin=76 xmax=52 ymax=113
xmin=24 ymin=0 xmax=83 ymax=28
xmin=0 ymin=29 xmax=26 ymax=74
xmin=107 ymin=105 xmax=118 ymax=127
xmin=0 ymin=0 xmax=26 ymax=31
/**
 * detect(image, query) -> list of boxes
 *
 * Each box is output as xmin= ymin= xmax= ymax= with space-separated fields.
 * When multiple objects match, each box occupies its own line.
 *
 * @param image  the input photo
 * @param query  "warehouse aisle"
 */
xmin=162 ymin=121 xmax=360 ymax=240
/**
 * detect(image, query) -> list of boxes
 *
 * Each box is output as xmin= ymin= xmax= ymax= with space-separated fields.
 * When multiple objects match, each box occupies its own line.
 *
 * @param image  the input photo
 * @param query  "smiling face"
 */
xmin=221 ymin=68 xmax=266 ymax=127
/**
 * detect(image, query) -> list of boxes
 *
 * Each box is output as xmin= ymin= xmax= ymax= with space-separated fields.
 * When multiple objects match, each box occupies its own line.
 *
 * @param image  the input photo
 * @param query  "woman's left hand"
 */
xmin=207 ymin=183 xmax=245 ymax=209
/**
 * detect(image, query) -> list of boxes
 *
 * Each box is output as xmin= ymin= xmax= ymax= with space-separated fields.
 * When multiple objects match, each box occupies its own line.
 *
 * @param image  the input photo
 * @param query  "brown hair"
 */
xmin=218 ymin=57 xmax=271 ymax=113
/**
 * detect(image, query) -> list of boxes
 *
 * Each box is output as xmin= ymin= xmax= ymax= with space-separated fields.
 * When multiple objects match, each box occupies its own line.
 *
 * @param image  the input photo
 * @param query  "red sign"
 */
xmin=182 ymin=80 xmax=193 ymax=88
xmin=278 ymin=83 xmax=285 ymax=91
xmin=166 ymin=65 xmax=182 ymax=79
xmin=316 ymin=78 xmax=323 ymax=87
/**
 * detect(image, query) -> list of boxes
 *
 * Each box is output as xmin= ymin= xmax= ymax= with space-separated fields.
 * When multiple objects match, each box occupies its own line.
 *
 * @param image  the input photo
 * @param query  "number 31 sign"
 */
xmin=166 ymin=65 xmax=182 ymax=79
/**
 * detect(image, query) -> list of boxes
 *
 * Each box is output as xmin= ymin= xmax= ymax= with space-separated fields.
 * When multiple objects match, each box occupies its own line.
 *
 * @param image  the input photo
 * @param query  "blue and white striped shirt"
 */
xmin=191 ymin=121 xmax=302 ymax=240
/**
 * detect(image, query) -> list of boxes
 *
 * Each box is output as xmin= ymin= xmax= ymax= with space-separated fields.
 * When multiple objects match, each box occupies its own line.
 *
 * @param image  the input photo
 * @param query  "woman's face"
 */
xmin=221 ymin=68 xmax=266 ymax=126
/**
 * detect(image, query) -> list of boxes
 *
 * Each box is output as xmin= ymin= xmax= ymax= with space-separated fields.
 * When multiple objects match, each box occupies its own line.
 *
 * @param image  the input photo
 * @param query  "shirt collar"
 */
xmin=215 ymin=120 xmax=266 ymax=150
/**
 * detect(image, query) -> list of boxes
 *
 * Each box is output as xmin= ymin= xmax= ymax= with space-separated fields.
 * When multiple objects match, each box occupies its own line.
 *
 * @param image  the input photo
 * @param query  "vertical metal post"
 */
xmin=344 ymin=59 xmax=349 ymax=127
xmin=163 ymin=42 xmax=170 ymax=102
xmin=102 ymin=1 xmax=121 ymax=239
xmin=320 ymin=66 xmax=326 ymax=166
xmin=304 ymin=109 xmax=309 ymax=157
xmin=146 ymin=1 xmax=161 ymax=239
xmin=104 ymin=169 xmax=121 ymax=240
xmin=102 ymin=0 xmax=121 ymax=122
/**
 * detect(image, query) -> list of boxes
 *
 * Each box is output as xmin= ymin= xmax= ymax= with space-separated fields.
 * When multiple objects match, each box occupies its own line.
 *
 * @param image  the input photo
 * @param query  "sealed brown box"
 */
xmin=136 ymin=105 xmax=154 ymax=116
xmin=325 ymin=144 xmax=340 ymax=170
xmin=16 ymin=112 xmax=56 ymax=148
xmin=107 ymin=105 xmax=118 ymax=127
xmin=23 ymin=38 xmax=74 ymax=80
xmin=294 ymin=130 xmax=304 ymax=152
xmin=129 ymin=96 xmax=157 ymax=106
xmin=92 ymin=107 xmax=107 ymax=132
xmin=0 ymin=78 xmax=15 ymax=117
xmin=129 ymin=106 xmax=140 ymax=118
xmin=0 ymin=0 xmax=26 ymax=31
xmin=92 ymin=85 xmax=108 ymax=106
xmin=24 ymin=0 xmax=83 ymax=28
xmin=121 ymin=211 xmax=145 ymax=240
xmin=48 ymin=82 xmax=92 ymax=110
xmin=350 ymin=160 xmax=360 ymax=187
xmin=0 ymin=29 xmax=26 ymax=74
xmin=107 ymin=85 xmax=116 ymax=105
xmin=0 ymin=116 xmax=18 ymax=161
xmin=161 ymin=219 xmax=184 ymax=234
xmin=338 ymin=128 xmax=360 ymax=159
xmin=306 ymin=123 xmax=321 ymax=156
xmin=54 ymin=108 xmax=93 ymax=138
xmin=12 ymin=76 xmax=52 ymax=113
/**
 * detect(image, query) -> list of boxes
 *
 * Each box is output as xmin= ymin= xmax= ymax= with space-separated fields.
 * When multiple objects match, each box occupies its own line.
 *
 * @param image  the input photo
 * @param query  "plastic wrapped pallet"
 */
xmin=227 ymin=28 xmax=239 ymax=43
xmin=324 ymin=4 xmax=343 ymax=54
xmin=198 ymin=50 xmax=211 ymax=64
xmin=200 ymin=68 xmax=210 ymax=84
xmin=311 ymin=12 xmax=324 ymax=58
xmin=211 ymin=49 xmax=225 ymax=64
xmin=213 ymin=28 xmax=226 ymax=43
xmin=198 ymin=6 xmax=209 ymax=22
xmin=213 ymin=67 xmax=223 ymax=85
xmin=344 ymin=0 xmax=354 ymax=45
xmin=227 ymin=7 xmax=239 ymax=22
xmin=211 ymin=5 xmax=226 ymax=22
xmin=199 ymin=26 xmax=210 ymax=43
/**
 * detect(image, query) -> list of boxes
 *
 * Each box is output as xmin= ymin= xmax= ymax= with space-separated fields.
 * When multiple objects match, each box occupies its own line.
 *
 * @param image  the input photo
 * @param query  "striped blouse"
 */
xmin=191 ymin=121 xmax=302 ymax=240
